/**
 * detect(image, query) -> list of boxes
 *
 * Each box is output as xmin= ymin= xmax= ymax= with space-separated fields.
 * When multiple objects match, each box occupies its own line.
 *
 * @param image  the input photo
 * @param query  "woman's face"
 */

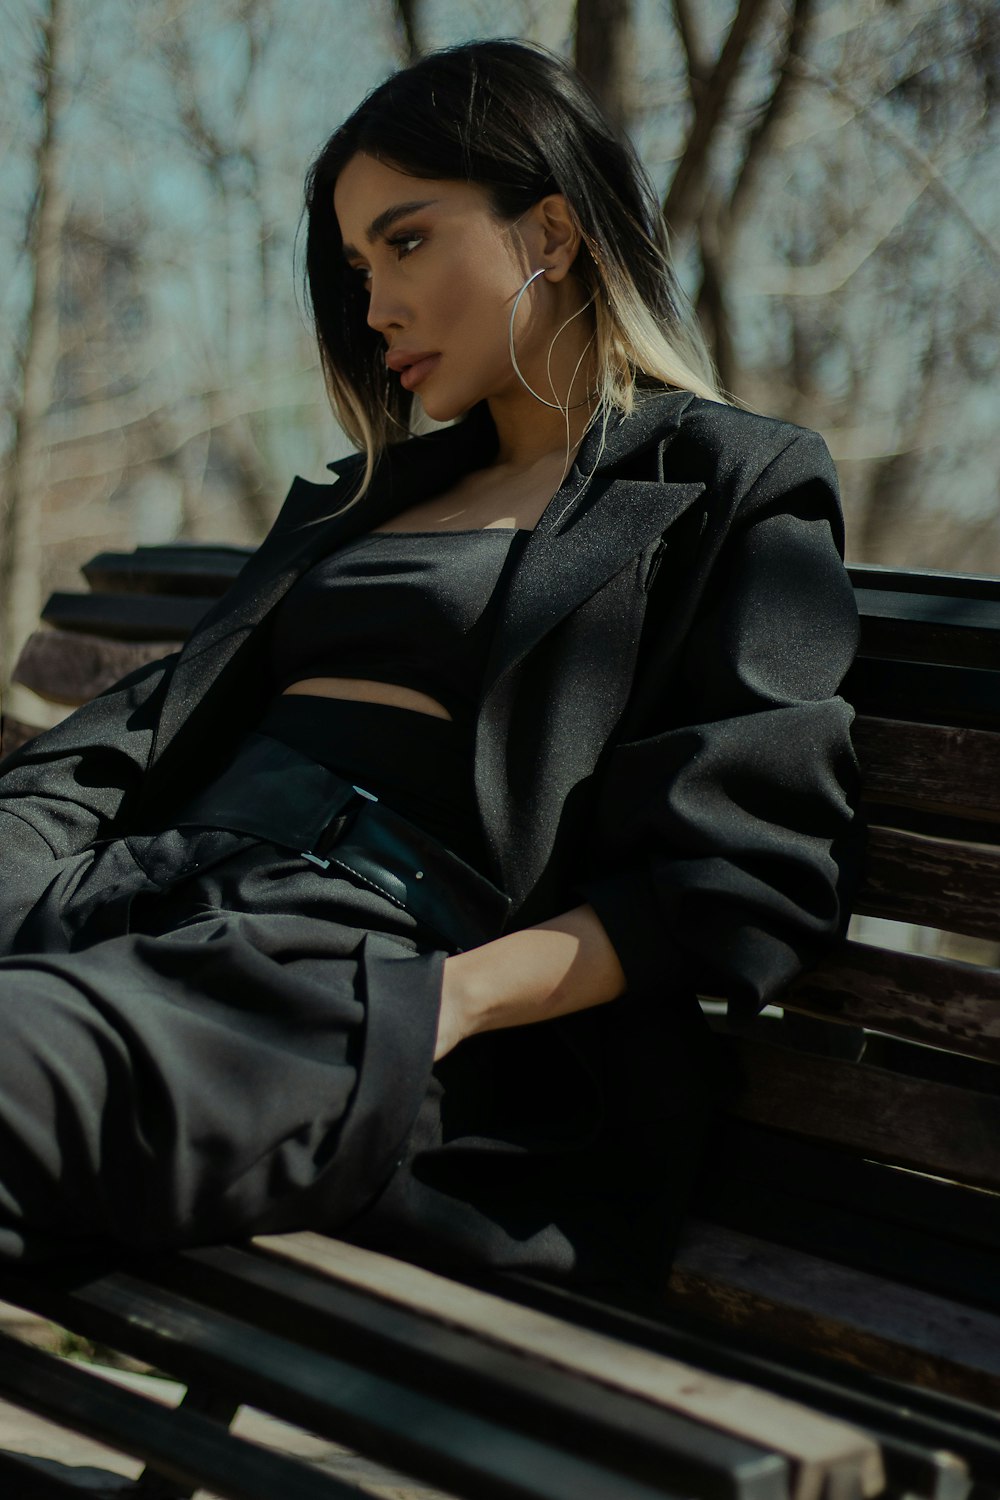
xmin=333 ymin=153 xmax=561 ymax=423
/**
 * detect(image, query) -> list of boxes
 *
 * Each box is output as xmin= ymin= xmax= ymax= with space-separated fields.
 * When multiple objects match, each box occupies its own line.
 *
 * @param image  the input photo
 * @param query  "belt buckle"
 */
xmin=300 ymin=784 xmax=378 ymax=869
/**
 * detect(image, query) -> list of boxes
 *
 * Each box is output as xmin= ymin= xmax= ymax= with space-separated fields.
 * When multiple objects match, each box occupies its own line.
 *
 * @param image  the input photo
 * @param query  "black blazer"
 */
xmin=0 ymin=391 xmax=860 ymax=1026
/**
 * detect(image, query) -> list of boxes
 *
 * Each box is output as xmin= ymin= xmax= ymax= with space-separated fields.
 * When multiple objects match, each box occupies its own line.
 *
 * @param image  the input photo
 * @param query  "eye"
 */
xmin=349 ymin=232 xmax=423 ymax=293
xmin=388 ymin=232 xmax=423 ymax=260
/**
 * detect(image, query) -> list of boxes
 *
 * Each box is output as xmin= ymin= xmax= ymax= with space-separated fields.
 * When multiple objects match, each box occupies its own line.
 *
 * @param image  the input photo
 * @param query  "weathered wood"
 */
xmin=0 ymin=1269 xmax=785 ymax=1500
xmin=0 ymin=713 xmax=46 ymax=758
xmin=82 ymin=544 xmax=249 ymax=599
xmin=857 ymin=826 xmax=1000 ymax=941
xmin=255 ymin=1234 xmax=884 ymax=1500
xmin=724 ymin=1034 xmax=1000 ymax=1190
xmin=41 ymin=591 xmax=215 ymax=641
xmin=854 ymin=717 xmax=1000 ymax=824
xmin=165 ymin=1244 xmax=791 ymax=1500
xmin=12 ymin=626 xmax=176 ymax=706
xmin=784 ymin=941 xmax=1000 ymax=1062
xmin=694 ymin=1117 xmax=1000 ymax=1321
xmin=668 ymin=1222 xmax=1000 ymax=1409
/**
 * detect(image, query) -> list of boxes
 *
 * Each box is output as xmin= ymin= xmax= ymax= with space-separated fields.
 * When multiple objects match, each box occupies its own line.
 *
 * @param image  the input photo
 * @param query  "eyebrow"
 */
xmin=341 ymin=199 xmax=438 ymax=261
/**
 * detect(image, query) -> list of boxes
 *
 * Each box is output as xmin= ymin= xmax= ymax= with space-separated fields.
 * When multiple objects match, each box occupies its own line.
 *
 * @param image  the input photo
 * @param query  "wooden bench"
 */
xmin=0 ymin=546 xmax=998 ymax=1499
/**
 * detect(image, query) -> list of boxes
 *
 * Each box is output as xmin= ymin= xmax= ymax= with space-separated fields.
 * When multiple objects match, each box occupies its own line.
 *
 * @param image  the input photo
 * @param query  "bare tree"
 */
xmin=1 ymin=0 xmax=995 ymax=608
xmin=1 ymin=0 xmax=69 ymax=687
xmin=574 ymin=0 xmax=635 ymax=134
xmin=393 ymin=0 xmax=423 ymax=63
xmin=153 ymin=2 xmax=278 ymax=538
xmin=663 ymin=0 xmax=772 ymax=247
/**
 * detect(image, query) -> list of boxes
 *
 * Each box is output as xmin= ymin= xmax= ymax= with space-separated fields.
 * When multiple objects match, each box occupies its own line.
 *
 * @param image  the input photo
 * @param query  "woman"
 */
xmin=0 ymin=41 xmax=860 ymax=1290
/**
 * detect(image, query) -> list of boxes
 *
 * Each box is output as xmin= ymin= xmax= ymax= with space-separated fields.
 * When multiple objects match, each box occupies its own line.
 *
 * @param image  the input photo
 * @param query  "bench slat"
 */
xmin=848 ymin=564 xmax=1000 ymax=602
xmin=854 ymin=717 xmax=1000 ymax=824
xmin=723 ymin=1035 xmax=1000 ymax=1190
xmin=701 ymin=1120 xmax=1000 ymax=1252
xmin=0 ymin=1447 xmax=134 ymax=1496
xmin=163 ymin=1243 xmax=791 ymax=1500
xmin=857 ymin=591 xmax=1000 ymax=670
xmin=0 ymin=1269 xmax=714 ymax=1500
xmin=252 ymin=1234 xmax=882 ymax=1500
xmin=0 ymin=714 xmax=42 ymax=759
xmin=503 ymin=1274 xmax=988 ymax=1500
xmin=0 ymin=1327 xmax=357 ymax=1500
xmin=694 ymin=1124 xmax=1000 ymax=1319
xmin=13 ymin=628 xmax=176 ymax=707
xmin=856 ymin=827 xmax=1000 ymax=940
xmin=41 ymin=591 xmax=215 ymax=641
xmin=668 ymin=1222 xmax=1000 ymax=1409
xmin=783 ymin=941 xmax=1000 ymax=1062
xmin=82 ymin=545 xmax=249 ymax=598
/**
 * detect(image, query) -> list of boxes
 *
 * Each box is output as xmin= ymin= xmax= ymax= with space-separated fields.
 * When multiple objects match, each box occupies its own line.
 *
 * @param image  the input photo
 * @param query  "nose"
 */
xmin=365 ymin=274 xmax=408 ymax=336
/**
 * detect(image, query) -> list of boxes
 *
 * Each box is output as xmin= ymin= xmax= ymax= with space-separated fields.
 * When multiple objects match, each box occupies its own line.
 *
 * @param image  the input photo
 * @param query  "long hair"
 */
xmin=304 ymin=39 xmax=723 ymax=493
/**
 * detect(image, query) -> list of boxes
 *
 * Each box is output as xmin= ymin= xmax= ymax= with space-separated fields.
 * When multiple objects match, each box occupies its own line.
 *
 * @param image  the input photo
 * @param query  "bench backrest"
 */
xmin=669 ymin=565 xmax=1000 ymax=1405
xmin=732 ymin=565 xmax=1000 ymax=1186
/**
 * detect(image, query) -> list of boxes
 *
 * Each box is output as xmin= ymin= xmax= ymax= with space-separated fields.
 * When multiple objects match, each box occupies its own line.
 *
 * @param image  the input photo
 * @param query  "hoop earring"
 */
xmin=508 ymin=268 xmax=594 ymax=411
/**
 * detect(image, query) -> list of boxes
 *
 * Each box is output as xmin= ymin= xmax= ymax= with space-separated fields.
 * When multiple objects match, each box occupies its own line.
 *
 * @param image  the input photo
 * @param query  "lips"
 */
xmin=385 ymin=350 xmax=441 ymax=391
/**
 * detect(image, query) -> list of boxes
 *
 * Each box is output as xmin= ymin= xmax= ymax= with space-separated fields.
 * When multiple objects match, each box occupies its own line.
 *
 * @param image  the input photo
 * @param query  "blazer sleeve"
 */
xmin=580 ymin=429 xmax=862 ymax=1025
xmin=0 ymin=651 xmax=178 ymax=946
xmin=0 ymin=461 xmax=340 ymax=871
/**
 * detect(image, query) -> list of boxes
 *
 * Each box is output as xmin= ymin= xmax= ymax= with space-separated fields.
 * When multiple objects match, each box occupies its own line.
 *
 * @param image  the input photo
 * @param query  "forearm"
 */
xmin=435 ymin=902 xmax=627 ymax=1060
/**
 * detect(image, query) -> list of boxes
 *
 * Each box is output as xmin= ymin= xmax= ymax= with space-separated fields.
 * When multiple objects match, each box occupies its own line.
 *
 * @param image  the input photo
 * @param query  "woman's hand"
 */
xmin=433 ymin=902 xmax=627 ymax=1061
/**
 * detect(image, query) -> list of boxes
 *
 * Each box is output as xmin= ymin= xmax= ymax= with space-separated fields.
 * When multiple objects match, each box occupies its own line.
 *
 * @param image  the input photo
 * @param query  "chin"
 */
xmin=416 ymin=390 xmax=472 ymax=425
xmin=409 ymin=397 xmax=459 ymax=435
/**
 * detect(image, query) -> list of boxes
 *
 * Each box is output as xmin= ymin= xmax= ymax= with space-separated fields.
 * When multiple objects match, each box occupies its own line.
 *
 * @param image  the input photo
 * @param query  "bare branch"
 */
xmin=1 ymin=0 xmax=69 ymax=684
xmin=694 ymin=216 xmax=738 ymax=392
xmin=729 ymin=0 xmax=818 ymax=228
xmin=669 ymin=0 xmax=710 ymax=89
xmin=575 ymin=0 xmax=635 ymax=135
xmin=393 ymin=0 xmax=422 ymax=64
xmin=662 ymin=0 xmax=772 ymax=241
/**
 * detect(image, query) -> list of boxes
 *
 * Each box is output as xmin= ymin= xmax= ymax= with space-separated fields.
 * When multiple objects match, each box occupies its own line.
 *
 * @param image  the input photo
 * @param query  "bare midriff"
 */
xmin=282 ymin=678 xmax=453 ymax=721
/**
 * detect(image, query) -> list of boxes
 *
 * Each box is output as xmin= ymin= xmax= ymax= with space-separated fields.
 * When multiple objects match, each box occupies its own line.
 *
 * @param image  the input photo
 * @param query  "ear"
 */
xmin=526 ymin=194 xmax=581 ymax=282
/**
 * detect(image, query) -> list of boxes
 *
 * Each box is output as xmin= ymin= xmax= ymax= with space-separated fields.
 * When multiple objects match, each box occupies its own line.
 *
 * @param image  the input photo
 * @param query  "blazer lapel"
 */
xmin=483 ymin=391 xmax=703 ymax=695
xmin=151 ymin=407 xmax=501 ymax=765
xmin=151 ymin=392 xmax=703 ymax=770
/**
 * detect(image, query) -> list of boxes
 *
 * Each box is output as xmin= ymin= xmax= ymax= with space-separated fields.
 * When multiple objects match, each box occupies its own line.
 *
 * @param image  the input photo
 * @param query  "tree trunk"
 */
xmin=662 ymin=0 xmax=770 ymax=243
xmin=1 ymin=0 xmax=68 ymax=687
xmin=574 ymin=0 xmax=635 ymax=136
xmin=393 ymin=0 xmax=423 ymax=64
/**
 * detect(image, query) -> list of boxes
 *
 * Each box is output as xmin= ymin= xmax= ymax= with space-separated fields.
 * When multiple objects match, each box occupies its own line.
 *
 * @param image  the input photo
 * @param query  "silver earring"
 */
xmin=508 ymin=268 xmax=593 ymax=411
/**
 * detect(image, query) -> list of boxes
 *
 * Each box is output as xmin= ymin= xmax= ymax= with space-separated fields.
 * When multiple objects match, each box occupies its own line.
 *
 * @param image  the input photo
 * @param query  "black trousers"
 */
xmin=0 ymin=822 xmax=460 ymax=1263
xmin=1 ymin=819 xmax=715 ymax=1290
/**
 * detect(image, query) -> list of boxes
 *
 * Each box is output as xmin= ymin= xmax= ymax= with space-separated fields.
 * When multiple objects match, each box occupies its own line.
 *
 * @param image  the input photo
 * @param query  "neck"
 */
xmin=486 ymin=393 xmax=597 ymax=471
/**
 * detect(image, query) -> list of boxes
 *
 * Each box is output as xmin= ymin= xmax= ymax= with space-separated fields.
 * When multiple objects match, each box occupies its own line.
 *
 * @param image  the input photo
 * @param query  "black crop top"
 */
xmin=267 ymin=529 xmax=525 ymax=721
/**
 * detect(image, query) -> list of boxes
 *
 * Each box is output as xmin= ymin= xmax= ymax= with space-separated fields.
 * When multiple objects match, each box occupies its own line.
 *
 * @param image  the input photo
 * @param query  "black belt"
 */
xmin=172 ymin=732 xmax=511 ymax=953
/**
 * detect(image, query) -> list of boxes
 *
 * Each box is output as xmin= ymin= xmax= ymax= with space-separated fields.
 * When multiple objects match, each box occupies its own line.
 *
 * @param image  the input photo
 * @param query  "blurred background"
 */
xmin=1 ymin=0 xmax=998 ymax=688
